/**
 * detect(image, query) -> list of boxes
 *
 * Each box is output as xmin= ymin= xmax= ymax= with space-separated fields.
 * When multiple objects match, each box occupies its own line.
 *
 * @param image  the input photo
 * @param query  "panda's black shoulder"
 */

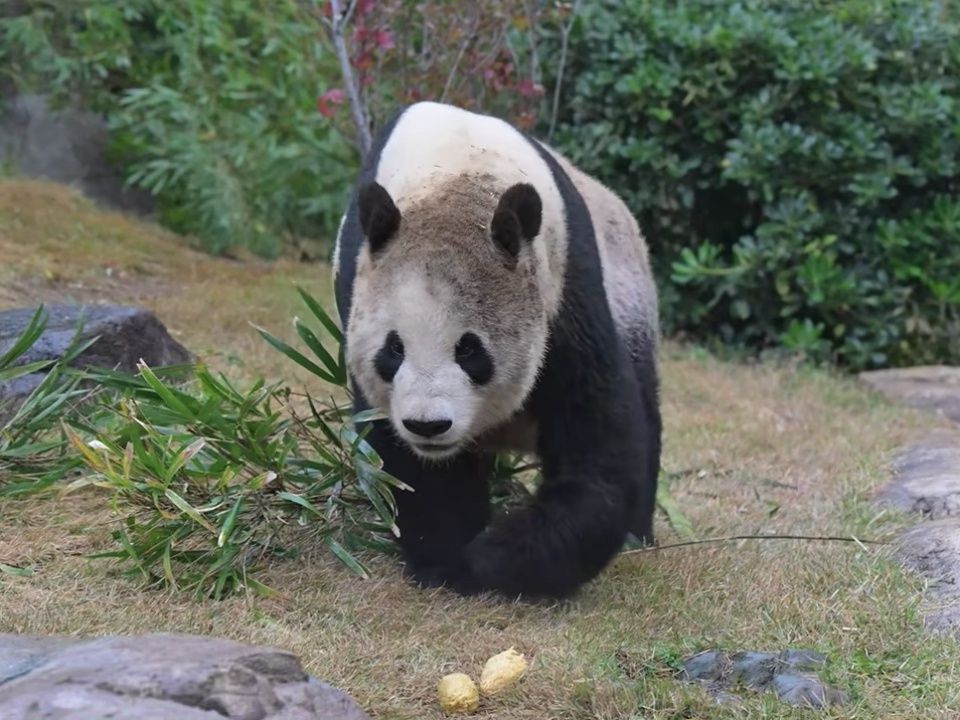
xmin=521 ymin=134 xmax=613 ymax=337
xmin=520 ymin=134 xmax=628 ymax=423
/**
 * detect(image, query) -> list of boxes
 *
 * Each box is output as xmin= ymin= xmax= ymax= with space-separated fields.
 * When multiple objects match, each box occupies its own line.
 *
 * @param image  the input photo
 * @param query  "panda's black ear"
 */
xmin=491 ymin=183 xmax=542 ymax=259
xmin=358 ymin=182 xmax=401 ymax=253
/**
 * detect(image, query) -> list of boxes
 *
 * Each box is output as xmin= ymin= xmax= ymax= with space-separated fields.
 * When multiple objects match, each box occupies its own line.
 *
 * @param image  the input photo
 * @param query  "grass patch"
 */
xmin=2 ymin=180 xmax=960 ymax=718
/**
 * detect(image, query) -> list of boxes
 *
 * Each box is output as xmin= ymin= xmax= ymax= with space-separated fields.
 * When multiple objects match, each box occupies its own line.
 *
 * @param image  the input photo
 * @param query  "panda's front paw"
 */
xmin=408 ymin=563 xmax=451 ymax=589
xmin=406 ymin=557 xmax=481 ymax=596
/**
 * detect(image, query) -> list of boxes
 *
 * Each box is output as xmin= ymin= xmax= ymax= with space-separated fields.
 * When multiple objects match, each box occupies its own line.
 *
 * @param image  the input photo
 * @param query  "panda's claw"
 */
xmin=407 ymin=558 xmax=482 ymax=596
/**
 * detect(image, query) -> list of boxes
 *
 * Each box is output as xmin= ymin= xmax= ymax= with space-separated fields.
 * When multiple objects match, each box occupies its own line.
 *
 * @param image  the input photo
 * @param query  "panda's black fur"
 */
xmin=335 ymin=104 xmax=661 ymax=599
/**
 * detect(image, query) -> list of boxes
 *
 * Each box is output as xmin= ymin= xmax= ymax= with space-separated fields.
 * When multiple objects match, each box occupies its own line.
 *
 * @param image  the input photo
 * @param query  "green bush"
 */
xmin=2 ymin=0 xmax=354 ymax=257
xmin=549 ymin=0 xmax=960 ymax=369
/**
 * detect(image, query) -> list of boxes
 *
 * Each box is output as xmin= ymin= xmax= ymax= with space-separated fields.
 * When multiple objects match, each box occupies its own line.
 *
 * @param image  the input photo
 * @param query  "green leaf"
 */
xmin=254 ymin=325 xmax=337 ymax=383
xmin=0 ymin=563 xmax=34 ymax=577
xmin=0 ymin=305 xmax=46 ymax=369
xmin=277 ymin=490 xmax=322 ymax=515
xmin=0 ymin=359 xmax=54 ymax=382
xmin=137 ymin=362 xmax=196 ymax=419
xmin=656 ymin=486 xmax=694 ymax=539
xmin=296 ymin=286 xmax=343 ymax=344
xmin=165 ymin=489 xmax=217 ymax=532
xmin=218 ymin=496 xmax=244 ymax=547
xmin=352 ymin=408 xmax=388 ymax=424
xmin=161 ymin=542 xmax=177 ymax=589
xmin=325 ymin=537 xmax=369 ymax=578
xmin=293 ymin=317 xmax=346 ymax=385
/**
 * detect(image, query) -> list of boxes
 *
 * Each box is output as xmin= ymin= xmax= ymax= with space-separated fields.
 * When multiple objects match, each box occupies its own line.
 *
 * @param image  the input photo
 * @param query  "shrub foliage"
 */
xmin=549 ymin=0 xmax=960 ymax=369
xmin=2 ymin=0 xmax=353 ymax=257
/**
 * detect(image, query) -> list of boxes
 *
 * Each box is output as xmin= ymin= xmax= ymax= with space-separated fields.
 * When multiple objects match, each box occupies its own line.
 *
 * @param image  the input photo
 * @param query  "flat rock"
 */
xmin=860 ymin=366 xmax=960 ymax=423
xmin=678 ymin=648 xmax=843 ymax=710
xmin=874 ymin=431 xmax=960 ymax=519
xmin=0 ymin=304 xmax=191 ymax=413
xmin=772 ymin=672 xmax=846 ymax=709
xmin=0 ymin=633 xmax=370 ymax=720
xmin=681 ymin=650 xmax=728 ymax=682
xmin=728 ymin=651 xmax=777 ymax=689
xmin=897 ymin=519 xmax=960 ymax=637
xmin=777 ymin=648 xmax=826 ymax=672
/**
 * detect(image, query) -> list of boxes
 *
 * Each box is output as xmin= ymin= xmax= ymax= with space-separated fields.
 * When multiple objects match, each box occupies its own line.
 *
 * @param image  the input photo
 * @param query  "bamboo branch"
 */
xmin=620 ymin=533 xmax=885 ymax=556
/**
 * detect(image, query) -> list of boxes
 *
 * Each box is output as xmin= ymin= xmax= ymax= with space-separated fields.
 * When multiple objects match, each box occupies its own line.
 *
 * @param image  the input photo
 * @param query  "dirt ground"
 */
xmin=2 ymin=180 xmax=959 ymax=719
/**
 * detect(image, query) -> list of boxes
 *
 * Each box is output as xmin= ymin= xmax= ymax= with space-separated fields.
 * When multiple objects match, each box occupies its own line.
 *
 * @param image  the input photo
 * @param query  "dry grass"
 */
xmin=0 ymin=179 xmax=330 ymax=385
xmin=2 ymin=180 xmax=960 ymax=719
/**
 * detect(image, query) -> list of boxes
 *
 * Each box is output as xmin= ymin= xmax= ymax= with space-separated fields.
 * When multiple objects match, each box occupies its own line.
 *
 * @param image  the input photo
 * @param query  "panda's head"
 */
xmin=346 ymin=174 xmax=548 ymax=461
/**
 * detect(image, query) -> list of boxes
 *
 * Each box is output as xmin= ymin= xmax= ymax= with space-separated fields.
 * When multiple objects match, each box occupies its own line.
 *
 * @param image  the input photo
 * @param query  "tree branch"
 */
xmin=522 ymin=0 xmax=544 ymax=88
xmin=547 ymin=0 xmax=580 ymax=142
xmin=328 ymin=0 xmax=372 ymax=156
xmin=440 ymin=11 xmax=479 ymax=104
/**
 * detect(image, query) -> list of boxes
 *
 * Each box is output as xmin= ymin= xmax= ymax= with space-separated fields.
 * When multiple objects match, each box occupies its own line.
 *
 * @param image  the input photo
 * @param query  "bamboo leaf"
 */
xmin=656 ymin=486 xmax=694 ymax=539
xmin=293 ymin=317 xmax=346 ymax=385
xmin=137 ymin=361 xmax=196 ymax=419
xmin=0 ymin=305 xmax=46 ymax=368
xmin=295 ymin=286 xmax=343 ymax=343
xmin=218 ymin=497 xmax=244 ymax=548
xmin=165 ymin=489 xmax=217 ymax=532
xmin=0 ymin=563 xmax=34 ymax=577
xmin=325 ymin=537 xmax=369 ymax=578
xmin=278 ymin=491 xmax=322 ymax=515
xmin=253 ymin=325 xmax=337 ymax=383
xmin=0 ymin=359 xmax=54 ymax=382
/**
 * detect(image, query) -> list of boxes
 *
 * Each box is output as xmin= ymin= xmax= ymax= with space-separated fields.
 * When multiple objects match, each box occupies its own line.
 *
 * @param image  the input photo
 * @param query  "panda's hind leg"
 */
xmin=627 ymin=337 xmax=661 ymax=546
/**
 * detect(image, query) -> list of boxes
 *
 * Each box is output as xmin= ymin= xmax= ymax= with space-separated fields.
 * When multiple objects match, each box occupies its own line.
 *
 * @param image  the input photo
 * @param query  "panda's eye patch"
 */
xmin=375 ymin=330 xmax=404 ymax=382
xmin=455 ymin=332 xmax=494 ymax=385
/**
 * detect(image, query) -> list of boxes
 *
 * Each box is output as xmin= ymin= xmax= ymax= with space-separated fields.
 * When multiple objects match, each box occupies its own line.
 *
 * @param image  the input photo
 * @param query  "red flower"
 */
xmin=516 ymin=79 xmax=541 ymax=97
xmin=373 ymin=29 xmax=394 ymax=50
xmin=317 ymin=88 xmax=346 ymax=118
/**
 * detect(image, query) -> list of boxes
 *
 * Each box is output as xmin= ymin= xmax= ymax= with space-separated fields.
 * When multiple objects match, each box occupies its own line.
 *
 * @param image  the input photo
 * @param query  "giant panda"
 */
xmin=333 ymin=101 xmax=660 ymax=599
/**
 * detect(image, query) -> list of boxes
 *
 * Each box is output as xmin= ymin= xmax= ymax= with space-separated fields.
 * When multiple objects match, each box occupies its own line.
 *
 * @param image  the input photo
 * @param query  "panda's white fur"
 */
xmin=373 ymin=102 xmax=568 ymax=319
xmin=336 ymin=103 xmax=655 ymax=459
xmin=334 ymin=101 xmax=661 ymax=598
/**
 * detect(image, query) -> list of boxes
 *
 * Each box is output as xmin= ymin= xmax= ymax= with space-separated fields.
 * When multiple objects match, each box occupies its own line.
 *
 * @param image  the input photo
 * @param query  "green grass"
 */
xmin=2 ymin=180 xmax=959 ymax=718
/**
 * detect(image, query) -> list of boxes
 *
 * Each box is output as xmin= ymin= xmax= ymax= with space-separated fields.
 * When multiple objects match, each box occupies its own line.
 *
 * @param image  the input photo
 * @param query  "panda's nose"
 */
xmin=402 ymin=418 xmax=452 ymax=438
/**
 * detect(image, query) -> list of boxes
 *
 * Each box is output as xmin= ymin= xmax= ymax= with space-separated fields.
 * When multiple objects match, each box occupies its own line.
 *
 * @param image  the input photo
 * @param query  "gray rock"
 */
xmin=875 ymin=431 xmax=960 ymax=519
xmin=0 ymin=633 xmax=370 ymax=720
xmin=0 ymin=304 xmax=191 ymax=414
xmin=0 ymin=634 xmax=75 ymax=686
xmin=681 ymin=650 xmax=727 ymax=682
xmin=0 ymin=92 xmax=154 ymax=214
xmin=772 ymin=672 xmax=845 ymax=709
xmin=777 ymin=648 xmax=826 ymax=672
xmin=860 ymin=366 xmax=960 ymax=423
xmin=728 ymin=651 xmax=777 ymax=689
xmin=897 ymin=519 xmax=960 ymax=636
xmin=678 ymin=648 xmax=843 ymax=710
